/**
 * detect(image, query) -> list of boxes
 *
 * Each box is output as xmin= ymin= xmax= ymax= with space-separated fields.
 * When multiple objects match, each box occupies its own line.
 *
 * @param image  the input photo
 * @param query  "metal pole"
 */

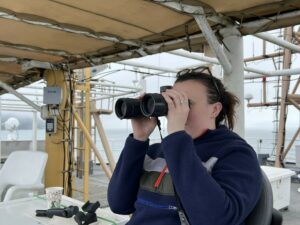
xmin=0 ymin=96 xmax=2 ymax=163
xmin=83 ymin=68 xmax=91 ymax=201
xmin=262 ymin=77 xmax=267 ymax=104
xmin=170 ymin=49 xmax=300 ymax=78
xmin=275 ymin=27 xmax=293 ymax=167
xmin=244 ymin=68 xmax=300 ymax=79
xmin=169 ymin=50 xmax=219 ymax=64
xmin=247 ymin=102 xmax=294 ymax=107
xmin=244 ymin=52 xmax=284 ymax=62
xmin=220 ymin=26 xmax=245 ymax=137
xmin=292 ymin=77 xmax=300 ymax=94
xmin=288 ymin=97 xmax=300 ymax=111
xmin=254 ymin=32 xmax=300 ymax=53
xmin=32 ymin=111 xmax=37 ymax=151
xmin=118 ymin=61 xmax=178 ymax=73
xmin=193 ymin=9 xmax=233 ymax=74
xmin=0 ymin=81 xmax=41 ymax=112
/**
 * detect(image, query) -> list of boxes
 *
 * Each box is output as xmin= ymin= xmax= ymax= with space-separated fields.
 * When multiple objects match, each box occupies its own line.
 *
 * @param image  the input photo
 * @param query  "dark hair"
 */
xmin=175 ymin=72 xmax=239 ymax=130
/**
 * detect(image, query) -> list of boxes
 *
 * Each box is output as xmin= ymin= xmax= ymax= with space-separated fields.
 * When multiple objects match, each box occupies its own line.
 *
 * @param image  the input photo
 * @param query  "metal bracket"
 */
xmin=152 ymin=1 xmax=233 ymax=74
xmin=22 ymin=60 xmax=55 ymax=72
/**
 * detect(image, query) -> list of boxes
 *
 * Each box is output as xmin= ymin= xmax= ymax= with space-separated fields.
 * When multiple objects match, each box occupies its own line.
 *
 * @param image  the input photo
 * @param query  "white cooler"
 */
xmin=261 ymin=166 xmax=296 ymax=210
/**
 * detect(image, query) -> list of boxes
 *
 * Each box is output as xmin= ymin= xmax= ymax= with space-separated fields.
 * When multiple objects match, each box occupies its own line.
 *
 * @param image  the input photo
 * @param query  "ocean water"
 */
xmin=1 ymin=128 xmax=299 ymax=163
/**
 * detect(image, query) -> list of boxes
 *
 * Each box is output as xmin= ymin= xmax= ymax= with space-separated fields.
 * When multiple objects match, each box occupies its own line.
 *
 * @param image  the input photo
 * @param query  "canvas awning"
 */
xmin=0 ymin=0 xmax=300 ymax=90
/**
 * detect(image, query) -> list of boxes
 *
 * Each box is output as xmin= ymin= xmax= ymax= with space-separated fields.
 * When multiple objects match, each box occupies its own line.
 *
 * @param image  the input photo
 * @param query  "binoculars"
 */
xmin=36 ymin=206 xmax=79 ymax=218
xmin=115 ymin=86 xmax=172 ymax=119
xmin=36 ymin=201 xmax=100 ymax=225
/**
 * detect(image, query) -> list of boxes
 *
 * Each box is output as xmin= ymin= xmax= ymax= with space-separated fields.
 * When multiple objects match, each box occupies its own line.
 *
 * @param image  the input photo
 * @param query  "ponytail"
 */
xmin=216 ymin=90 xmax=239 ymax=130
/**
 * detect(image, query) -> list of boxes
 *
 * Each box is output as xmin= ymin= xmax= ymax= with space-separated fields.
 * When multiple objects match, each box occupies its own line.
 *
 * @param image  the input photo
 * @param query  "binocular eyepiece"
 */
xmin=115 ymin=86 xmax=172 ymax=119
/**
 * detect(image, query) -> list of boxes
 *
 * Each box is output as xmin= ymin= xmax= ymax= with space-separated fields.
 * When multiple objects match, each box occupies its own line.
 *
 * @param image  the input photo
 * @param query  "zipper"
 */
xmin=153 ymin=165 xmax=168 ymax=188
xmin=136 ymin=198 xmax=177 ymax=211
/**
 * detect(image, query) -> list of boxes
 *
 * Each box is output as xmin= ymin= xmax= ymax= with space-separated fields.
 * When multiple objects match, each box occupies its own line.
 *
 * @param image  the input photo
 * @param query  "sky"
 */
xmin=0 ymin=29 xmax=299 ymax=135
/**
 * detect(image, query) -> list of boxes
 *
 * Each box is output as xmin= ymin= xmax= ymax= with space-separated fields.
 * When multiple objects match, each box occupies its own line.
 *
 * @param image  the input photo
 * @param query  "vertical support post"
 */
xmin=0 ymin=97 xmax=2 ymax=163
xmin=220 ymin=26 xmax=245 ymax=137
xmin=262 ymin=77 xmax=267 ymax=104
xmin=275 ymin=27 xmax=293 ymax=167
xmin=83 ymin=68 xmax=91 ymax=201
xmin=32 ymin=111 xmax=37 ymax=151
xmin=44 ymin=69 xmax=70 ymax=192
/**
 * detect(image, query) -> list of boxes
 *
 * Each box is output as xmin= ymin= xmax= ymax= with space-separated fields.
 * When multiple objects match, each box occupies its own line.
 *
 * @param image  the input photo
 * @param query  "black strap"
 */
xmin=173 ymin=185 xmax=191 ymax=225
xmin=156 ymin=117 xmax=163 ymax=140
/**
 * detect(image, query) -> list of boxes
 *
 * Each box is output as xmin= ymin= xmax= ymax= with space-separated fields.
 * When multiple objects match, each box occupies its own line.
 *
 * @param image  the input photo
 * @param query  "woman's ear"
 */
xmin=211 ymin=102 xmax=222 ymax=118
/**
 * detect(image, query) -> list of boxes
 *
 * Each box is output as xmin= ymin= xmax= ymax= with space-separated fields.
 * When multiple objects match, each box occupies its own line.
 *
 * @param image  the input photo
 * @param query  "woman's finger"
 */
xmin=162 ymin=92 xmax=175 ymax=109
xmin=165 ymin=89 xmax=186 ymax=108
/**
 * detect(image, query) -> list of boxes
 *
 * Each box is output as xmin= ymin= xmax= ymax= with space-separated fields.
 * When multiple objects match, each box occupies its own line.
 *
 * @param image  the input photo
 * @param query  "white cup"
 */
xmin=45 ymin=187 xmax=63 ymax=209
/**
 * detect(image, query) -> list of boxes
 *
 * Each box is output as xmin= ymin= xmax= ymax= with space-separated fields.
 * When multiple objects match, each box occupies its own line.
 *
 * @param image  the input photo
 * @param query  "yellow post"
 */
xmin=44 ymin=69 xmax=71 ymax=194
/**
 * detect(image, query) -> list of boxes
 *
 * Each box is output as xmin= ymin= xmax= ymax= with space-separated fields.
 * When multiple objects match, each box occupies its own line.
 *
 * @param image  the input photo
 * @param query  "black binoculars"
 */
xmin=36 ymin=201 xmax=100 ymax=225
xmin=36 ymin=206 xmax=79 ymax=218
xmin=115 ymin=86 xmax=172 ymax=119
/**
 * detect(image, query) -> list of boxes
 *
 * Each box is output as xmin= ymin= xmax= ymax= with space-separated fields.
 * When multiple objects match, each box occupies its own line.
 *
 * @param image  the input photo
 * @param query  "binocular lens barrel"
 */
xmin=140 ymin=94 xmax=168 ymax=117
xmin=115 ymin=94 xmax=168 ymax=119
xmin=115 ymin=98 xmax=144 ymax=119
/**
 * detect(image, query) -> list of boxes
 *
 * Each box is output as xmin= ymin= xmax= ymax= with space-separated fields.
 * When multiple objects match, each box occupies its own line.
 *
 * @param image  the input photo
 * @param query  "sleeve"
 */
xmin=107 ymin=134 xmax=149 ymax=215
xmin=161 ymin=131 xmax=262 ymax=225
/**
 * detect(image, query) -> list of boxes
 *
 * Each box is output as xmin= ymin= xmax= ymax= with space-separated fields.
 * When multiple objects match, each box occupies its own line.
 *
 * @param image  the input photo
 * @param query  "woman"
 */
xmin=108 ymin=66 xmax=262 ymax=225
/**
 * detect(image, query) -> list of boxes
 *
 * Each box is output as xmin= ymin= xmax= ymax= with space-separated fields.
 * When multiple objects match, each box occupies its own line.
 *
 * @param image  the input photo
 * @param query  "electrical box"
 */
xmin=46 ymin=117 xmax=57 ymax=134
xmin=43 ymin=87 xmax=62 ymax=104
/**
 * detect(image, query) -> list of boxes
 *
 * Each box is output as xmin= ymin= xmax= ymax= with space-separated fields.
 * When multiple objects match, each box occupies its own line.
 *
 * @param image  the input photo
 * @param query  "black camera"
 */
xmin=115 ymin=86 xmax=172 ymax=119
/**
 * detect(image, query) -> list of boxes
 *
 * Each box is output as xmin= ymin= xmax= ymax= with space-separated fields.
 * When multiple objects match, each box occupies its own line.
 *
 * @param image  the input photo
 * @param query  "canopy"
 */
xmin=0 ymin=0 xmax=299 ymax=89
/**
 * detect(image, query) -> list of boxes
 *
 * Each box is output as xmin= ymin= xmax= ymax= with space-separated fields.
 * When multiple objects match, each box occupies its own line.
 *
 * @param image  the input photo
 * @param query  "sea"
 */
xmin=1 ymin=128 xmax=299 ymax=163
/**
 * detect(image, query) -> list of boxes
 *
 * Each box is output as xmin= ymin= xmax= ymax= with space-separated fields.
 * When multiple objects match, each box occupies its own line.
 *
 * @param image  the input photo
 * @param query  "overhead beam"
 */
xmin=244 ymin=68 xmax=300 ymax=79
xmin=244 ymin=52 xmax=284 ymax=62
xmin=0 ymin=42 xmax=73 ymax=57
xmin=0 ymin=57 xmax=19 ymax=63
xmin=118 ymin=61 xmax=178 ymax=73
xmin=247 ymin=102 xmax=294 ymax=107
xmin=170 ymin=49 xmax=300 ymax=79
xmin=254 ymin=32 xmax=300 ymax=53
xmin=171 ymin=50 xmax=286 ymax=65
xmin=240 ymin=10 xmax=300 ymax=34
xmin=169 ymin=50 xmax=219 ymax=65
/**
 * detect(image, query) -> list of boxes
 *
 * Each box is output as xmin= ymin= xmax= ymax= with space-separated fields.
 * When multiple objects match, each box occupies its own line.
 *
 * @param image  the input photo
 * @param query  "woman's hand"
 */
xmin=131 ymin=117 xmax=157 ymax=141
xmin=131 ymin=94 xmax=157 ymax=141
xmin=162 ymin=89 xmax=190 ymax=135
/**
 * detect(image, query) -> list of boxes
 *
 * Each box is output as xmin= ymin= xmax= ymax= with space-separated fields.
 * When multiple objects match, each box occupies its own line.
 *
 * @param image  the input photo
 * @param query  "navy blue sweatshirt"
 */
xmin=108 ymin=126 xmax=262 ymax=225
